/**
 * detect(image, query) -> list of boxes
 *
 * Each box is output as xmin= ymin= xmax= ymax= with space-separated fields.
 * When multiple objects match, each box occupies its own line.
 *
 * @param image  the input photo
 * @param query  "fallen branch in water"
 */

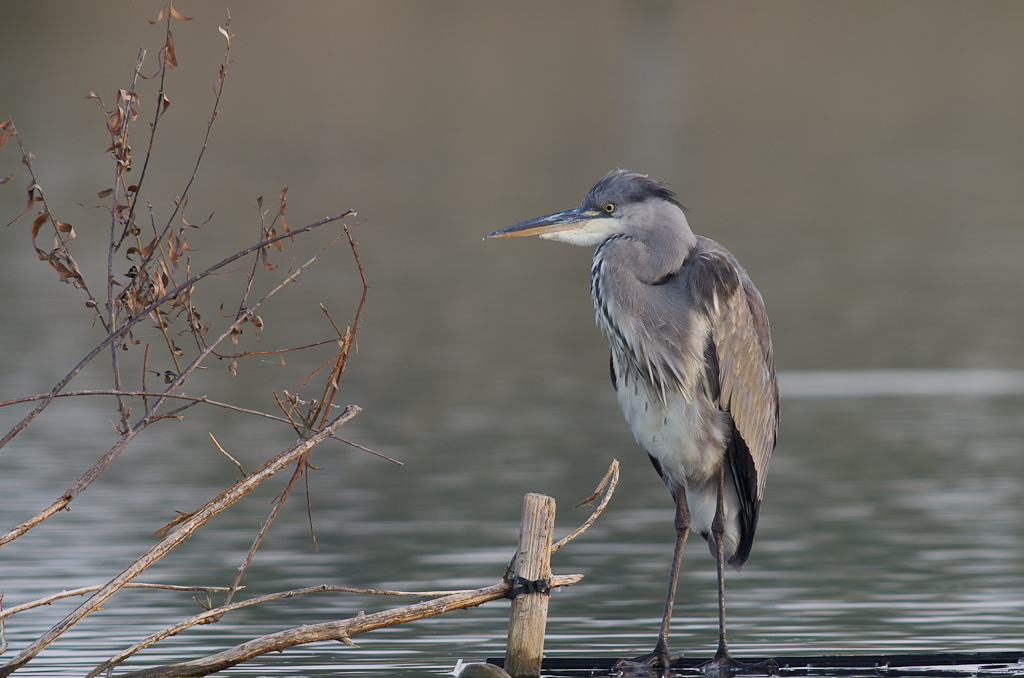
xmin=113 ymin=574 xmax=585 ymax=678
xmin=96 ymin=459 xmax=620 ymax=678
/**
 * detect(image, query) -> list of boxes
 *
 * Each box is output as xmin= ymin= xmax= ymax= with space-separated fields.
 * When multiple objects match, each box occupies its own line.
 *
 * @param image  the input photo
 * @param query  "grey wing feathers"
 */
xmin=693 ymin=244 xmax=779 ymax=501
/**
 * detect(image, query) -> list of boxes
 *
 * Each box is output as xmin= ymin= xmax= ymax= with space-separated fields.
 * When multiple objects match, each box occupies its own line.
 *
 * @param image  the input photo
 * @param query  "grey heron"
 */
xmin=485 ymin=170 xmax=779 ymax=672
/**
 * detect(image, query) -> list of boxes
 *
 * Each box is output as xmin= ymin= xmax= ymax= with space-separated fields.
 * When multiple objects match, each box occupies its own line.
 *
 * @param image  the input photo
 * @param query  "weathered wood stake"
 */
xmin=505 ymin=492 xmax=556 ymax=678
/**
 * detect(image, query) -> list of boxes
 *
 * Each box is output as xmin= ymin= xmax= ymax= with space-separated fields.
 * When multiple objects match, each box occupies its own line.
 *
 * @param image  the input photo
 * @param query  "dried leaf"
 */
xmin=55 ymin=220 xmax=76 ymax=239
xmin=256 ymin=195 xmax=263 ymax=210
xmin=6 ymin=182 xmax=43 ymax=228
xmin=0 ymin=172 xmax=15 ymax=185
xmin=147 ymin=7 xmax=166 ymax=25
xmin=165 ymin=32 xmax=178 ymax=69
xmin=108 ymin=107 xmax=123 ymax=134
xmin=170 ymin=2 xmax=192 ymax=20
xmin=97 ymin=188 xmax=114 ymax=198
xmin=31 ymin=210 xmax=48 ymax=242
xmin=50 ymin=258 xmax=81 ymax=282
xmin=0 ymin=118 xmax=15 ymax=150
xmin=140 ymin=236 xmax=158 ymax=258
xmin=218 ymin=25 xmax=231 ymax=45
xmin=161 ymin=93 xmax=171 ymax=113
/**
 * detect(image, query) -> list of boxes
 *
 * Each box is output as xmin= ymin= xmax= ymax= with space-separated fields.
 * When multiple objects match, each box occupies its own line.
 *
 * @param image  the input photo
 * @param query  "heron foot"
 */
xmin=698 ymin=651 xmax=778 ymax=676
xmin=613 ymin=647 xmax=684 ymax=675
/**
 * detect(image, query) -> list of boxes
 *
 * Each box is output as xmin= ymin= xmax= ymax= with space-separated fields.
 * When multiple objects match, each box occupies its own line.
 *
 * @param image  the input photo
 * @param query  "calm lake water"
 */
xmin=2 ymin=3 xmax=1023 ymax=676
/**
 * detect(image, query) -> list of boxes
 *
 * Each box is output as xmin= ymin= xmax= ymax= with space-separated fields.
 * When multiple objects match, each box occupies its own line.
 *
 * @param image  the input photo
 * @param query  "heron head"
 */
xmin=485 ymin=169 xmax=685 ymax=247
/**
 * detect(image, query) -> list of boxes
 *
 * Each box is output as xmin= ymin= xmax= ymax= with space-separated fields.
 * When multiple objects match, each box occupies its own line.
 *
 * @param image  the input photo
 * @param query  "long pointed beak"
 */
xmin=485 ymin=207 xmax=599 ymax=239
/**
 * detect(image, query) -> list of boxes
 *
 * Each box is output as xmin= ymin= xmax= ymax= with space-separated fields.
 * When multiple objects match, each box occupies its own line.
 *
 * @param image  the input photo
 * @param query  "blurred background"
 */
xmin=1 ymin=2 xmax=1022 ymax=676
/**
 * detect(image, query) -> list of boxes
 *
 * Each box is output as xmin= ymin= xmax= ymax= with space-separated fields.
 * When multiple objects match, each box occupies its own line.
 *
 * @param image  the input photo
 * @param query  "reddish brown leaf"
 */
xmin=6 ymin=182 xmax=43 ymax=228
xmin=0 ymin=118 xmax=16 ymax=150
xmin=55 ymin=220 xmax=76 ymax=239
xmin=50 ymin=259 xmax=81 ymax=282
xmin=148 ymin=7 xmax=166 ymax=25
xmin=108 ymin=107 xmax=123 ymax=134
xmin=160 ymin=93 xmax=171 ymax=113
xmin=31 ymin=210 xmax=48 ymax=241
xmin=0 ymin=173 xmax=15 ymax=185
xmin=169 ymin=3 xmax=192 ymax=21
xmin=165 ymin=32 xmax=178 ymax=69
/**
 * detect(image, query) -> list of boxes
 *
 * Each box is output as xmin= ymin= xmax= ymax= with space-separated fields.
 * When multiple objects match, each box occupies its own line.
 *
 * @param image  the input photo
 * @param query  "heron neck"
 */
xmin=617 ymin=204 xmax=697 ymax=283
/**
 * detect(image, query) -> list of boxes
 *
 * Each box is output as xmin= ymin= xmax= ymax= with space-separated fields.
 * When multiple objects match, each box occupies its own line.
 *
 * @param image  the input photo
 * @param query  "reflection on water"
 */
xmin=2 ymin=2 xmax=1024 ymax=676
xmin=781 ymin=370 xmax=1024 ymax=398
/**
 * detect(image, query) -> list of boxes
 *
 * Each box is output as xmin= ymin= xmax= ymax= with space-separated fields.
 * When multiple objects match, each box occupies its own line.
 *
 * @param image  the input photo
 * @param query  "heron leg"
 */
xmin=615 ymin=486 xmax=690 ymax=673
xmin=708 ymin=465 xmax=736 ymax=667
xmin=700 ymin=468 xmax=777 ymax=675
xmin=656 ymin=487 xmax=690 ymax=664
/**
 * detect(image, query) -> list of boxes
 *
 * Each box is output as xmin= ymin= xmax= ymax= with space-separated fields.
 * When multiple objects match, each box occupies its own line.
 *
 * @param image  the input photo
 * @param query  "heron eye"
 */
xmin=604 ymin=203 xmax=615 ymax=213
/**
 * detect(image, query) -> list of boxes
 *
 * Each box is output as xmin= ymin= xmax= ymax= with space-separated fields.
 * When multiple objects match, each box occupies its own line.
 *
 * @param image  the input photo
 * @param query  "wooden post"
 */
xmin=505 ymin=493 xmax=556 ymax=678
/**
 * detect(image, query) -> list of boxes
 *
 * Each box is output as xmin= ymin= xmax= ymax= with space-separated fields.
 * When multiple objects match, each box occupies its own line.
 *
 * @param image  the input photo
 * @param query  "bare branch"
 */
xmin=552 ymin=458 xmax=619 ymax=554
xmin=88 ymin=583 xmax=482 ymax=678
xmin=107 ymin=574 xmax=585 ymax=678
xmin=216 ymin=454 xmax=307 ymax=612
xmin=0 ymin=408 xmax=360 ymax=676
xmin=108 ymin=47 xmax=148 ymax=433
xmin=0 ymin=584 xmax=233 ymax=621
